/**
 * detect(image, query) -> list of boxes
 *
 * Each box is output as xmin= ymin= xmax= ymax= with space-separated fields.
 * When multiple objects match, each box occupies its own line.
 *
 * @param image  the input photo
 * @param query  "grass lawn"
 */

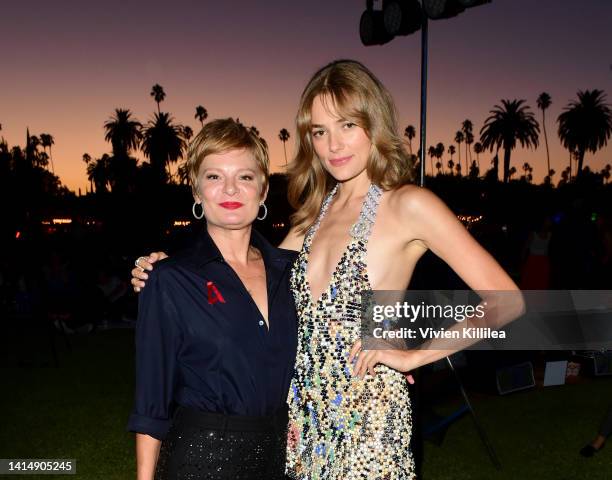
xmin=1 ymin=329 xmax=611 ymax=479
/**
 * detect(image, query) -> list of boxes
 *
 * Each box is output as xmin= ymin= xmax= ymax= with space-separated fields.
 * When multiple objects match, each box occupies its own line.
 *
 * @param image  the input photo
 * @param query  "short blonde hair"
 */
xmin=187 ymin=118 xmax=269 ymax=197
xmin=287 ymin=60 xmax=415 ymax=233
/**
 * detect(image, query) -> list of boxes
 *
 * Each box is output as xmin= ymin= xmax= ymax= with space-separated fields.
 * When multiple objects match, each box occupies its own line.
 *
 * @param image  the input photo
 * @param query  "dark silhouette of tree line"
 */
xmin=406 ymin=89 xmax=612 ymax=186
xmin=79 ymin=84 xmax=295 ymax=195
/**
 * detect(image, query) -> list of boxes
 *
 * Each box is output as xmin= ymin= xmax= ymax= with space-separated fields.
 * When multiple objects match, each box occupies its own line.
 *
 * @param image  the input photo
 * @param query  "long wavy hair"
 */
xmin=287 ymin=59 xmax=415 ymax=233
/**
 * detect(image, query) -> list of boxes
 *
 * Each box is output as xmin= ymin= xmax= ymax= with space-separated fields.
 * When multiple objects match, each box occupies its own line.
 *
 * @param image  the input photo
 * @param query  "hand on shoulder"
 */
xmin=131 ymin=252 xmax=169 ymax=292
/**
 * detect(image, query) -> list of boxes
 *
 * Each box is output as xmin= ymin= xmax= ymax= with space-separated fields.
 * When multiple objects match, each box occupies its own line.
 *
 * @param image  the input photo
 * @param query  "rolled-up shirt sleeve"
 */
xmin=127 ymin=269 xmax=181 ymax=440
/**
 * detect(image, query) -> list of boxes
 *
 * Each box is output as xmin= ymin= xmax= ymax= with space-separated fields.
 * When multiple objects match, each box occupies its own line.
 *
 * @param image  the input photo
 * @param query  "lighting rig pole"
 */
xmin=360 ymin=0 xmax=490 ymax=187
xmin=359 ymin=0 xmax=502 ymax=471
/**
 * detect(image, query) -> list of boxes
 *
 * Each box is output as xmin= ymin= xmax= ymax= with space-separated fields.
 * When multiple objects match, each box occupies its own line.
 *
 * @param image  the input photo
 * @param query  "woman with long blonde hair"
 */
xmin=132 ymin=59 xmax=522 ymax=480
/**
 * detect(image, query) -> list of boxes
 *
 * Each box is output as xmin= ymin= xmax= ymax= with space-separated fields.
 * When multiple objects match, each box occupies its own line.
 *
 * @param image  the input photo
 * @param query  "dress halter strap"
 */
xmin=305 ymin=184 xmax=339 ymax=248
xmin=305 ymin=183 xmax=383 ymax=248
xmin=349 ymin=183 xmax=383 ymax=243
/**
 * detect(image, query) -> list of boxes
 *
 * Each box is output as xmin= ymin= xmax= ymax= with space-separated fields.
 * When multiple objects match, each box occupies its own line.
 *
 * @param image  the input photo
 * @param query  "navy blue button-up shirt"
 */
xmin=127 ymin=227 xmax=298 ymax=440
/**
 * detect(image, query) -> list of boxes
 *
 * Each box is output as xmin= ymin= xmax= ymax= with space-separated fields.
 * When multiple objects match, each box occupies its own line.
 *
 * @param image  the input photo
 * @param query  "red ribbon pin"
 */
xmin=206 ymin=281 xmax=226 ymax=304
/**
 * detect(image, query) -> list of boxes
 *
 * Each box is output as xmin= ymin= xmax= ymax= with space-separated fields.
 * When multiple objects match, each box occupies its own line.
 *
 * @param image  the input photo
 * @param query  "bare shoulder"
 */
xmin=386 ymin=185 xmax=453 ymax=239
xmin=278 ymin=226 xmax=306 ymax=252
xmin=387 ymin=184 xmax=445 ymax=218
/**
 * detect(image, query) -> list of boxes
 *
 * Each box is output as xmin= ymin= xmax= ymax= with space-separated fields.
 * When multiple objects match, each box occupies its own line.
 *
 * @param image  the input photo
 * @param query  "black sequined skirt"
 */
xmin=155 ymin=405 xmax=288 ymax=480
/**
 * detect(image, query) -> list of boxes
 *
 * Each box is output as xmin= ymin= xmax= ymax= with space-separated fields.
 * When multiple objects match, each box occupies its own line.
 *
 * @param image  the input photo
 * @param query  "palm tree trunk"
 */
xmin=503 ymin=148 xmax=512 ymax=183
xmin=283 ymin=142 xmax=288 ymax=166
xmin=577 ymin=147 xmax=585 ymax=177
xmin=542 ymin=110 xmax=550 ymax=175
xmin=457 ymin=143 xmax=462 ymax=176
xmin=49 ymin=146 xmax=55 ymax=174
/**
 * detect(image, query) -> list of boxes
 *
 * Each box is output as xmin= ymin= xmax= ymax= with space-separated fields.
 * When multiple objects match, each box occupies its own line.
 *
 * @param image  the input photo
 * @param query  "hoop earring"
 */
xmin=257 ymin=203 xmax=267 ymax=221
xmin=192 ymin=201 xmax=205 ymax=220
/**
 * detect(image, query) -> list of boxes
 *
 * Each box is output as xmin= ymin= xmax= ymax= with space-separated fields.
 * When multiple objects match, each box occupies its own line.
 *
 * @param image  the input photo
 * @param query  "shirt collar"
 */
xmin=192 ymin=224 xmax=295 ymax=268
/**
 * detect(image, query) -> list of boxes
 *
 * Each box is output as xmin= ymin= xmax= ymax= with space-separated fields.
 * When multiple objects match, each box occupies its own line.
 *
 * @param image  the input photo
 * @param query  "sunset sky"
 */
xmin=1 ymin=0 xmax=610 ymax=192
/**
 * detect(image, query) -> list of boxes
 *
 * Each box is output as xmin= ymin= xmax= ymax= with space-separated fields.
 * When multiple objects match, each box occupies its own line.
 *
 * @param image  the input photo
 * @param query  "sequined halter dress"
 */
xmin=286 ymin=184 xmax=415 ymax=480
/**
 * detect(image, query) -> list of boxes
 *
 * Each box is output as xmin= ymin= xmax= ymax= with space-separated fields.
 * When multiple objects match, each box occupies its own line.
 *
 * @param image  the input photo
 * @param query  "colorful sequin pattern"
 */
xmin=286 ymin=184 xmax=415 ymax=480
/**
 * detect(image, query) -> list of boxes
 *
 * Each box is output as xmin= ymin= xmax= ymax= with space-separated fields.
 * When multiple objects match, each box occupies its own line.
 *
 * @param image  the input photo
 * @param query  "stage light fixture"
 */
xmin=422 ymin=0 xmax=464 ymax=19
xmin=383 ymin=0 xmax=423 ymax=36
xmin=360 ymin=7 xmax=394 ymax=46
xmin=457 ymin=0 xmax=491 ymax=7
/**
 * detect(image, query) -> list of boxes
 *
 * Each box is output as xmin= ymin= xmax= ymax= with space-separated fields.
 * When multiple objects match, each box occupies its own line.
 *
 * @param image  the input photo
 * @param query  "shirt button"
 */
xmin=258 ymin=320 xmax=264 ymax=326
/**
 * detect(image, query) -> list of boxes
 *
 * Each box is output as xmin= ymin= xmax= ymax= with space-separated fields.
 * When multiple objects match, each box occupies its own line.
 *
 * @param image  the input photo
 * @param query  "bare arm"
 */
xmin=404 ymin=187 xmax=518 ymax=292
xmin=136 ymin=433 xmax=161 ymax=480
xmin=351 ymin=187 xmax=524 ymax=376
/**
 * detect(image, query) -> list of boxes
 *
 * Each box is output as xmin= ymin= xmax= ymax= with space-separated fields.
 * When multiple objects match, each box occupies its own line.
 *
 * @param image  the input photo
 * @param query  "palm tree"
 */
xmin=522 ymin=162 xmax=533 ymax=183
xmin=142 ymin=112 xmax=185 ymax=182
xmin=40 ymin=133 xmax=55 ymax=173
xmin=447 ymin=159 xmax=455 ymax=175
xmin=448 ymin=145 xmax=456 ymax=164
xmin=508 ymin=166 xmax=517 ymax=180
xmin=473 ymin=142 xmax=483 ymax=169
xmin=454 ymin=131 xmax=464 ymax=174
xmin=404 ymin=125 xmax=416 ymax=154
xmin=557 ymin=89 xmax=612 ymax=178
xmin=87 ymin=154 xmax=110 ymax=193
xmin=454 ymin=163 xmax=462 ymax=176
xmin=249 ymin=126 xmax=268 ymax=150
xmin=465 ymin=131 xmax=474 ymax=172
xmin=461 ymin=119 xmax=474 ymax=172
xmin=82 ymin=153 xmax=93 ymax=192
xmin=36 ymin=151 xmax=49 ymax=169
xmin=28 ymin=134 xmax=40 ymax=165
xmin=537 ymin=92 xmax=552 ymax=177
xmin=427 ymin=145 xmax=436 ymax=176
xmin=435 ymin=142 xmax=445 ymax=173
xmin=182 ymin=126 xmax=194 ymax=142
xmin=150 ymin=84 xmax=166 ymax=114
xmin=103 ymin=109 xmax=142 ymax=193
xmin=468 ymin=160 xmax=479 ymax=179
xmin=195 ymin=105 xmax=208 ymax=127
xmin=104 ymin=109 xmax=142 ymax=158
xmin=480 ymin=99 xmax=540 ymax=183
xmin=544 ymin=168 xmax=556 ymax=186
xmin=435 ymin=161 xmax=442 ymax=175
xmin=278 ymin=128 xmax=290 ymax=166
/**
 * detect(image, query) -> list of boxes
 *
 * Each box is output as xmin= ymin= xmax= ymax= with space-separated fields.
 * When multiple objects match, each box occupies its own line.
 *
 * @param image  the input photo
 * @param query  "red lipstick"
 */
xmin=219 ymin=202 xmax=243 ymax=210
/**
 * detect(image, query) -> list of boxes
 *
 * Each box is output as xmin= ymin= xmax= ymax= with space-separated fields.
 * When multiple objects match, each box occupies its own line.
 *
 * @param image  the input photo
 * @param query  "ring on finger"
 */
xmin=134 ymin=256 xmax=146 ymax=270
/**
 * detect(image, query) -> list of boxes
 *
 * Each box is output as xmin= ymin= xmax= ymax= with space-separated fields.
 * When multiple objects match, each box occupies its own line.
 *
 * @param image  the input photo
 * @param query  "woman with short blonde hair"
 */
xmin=129 ymin=118 xmax=297 ymax=480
